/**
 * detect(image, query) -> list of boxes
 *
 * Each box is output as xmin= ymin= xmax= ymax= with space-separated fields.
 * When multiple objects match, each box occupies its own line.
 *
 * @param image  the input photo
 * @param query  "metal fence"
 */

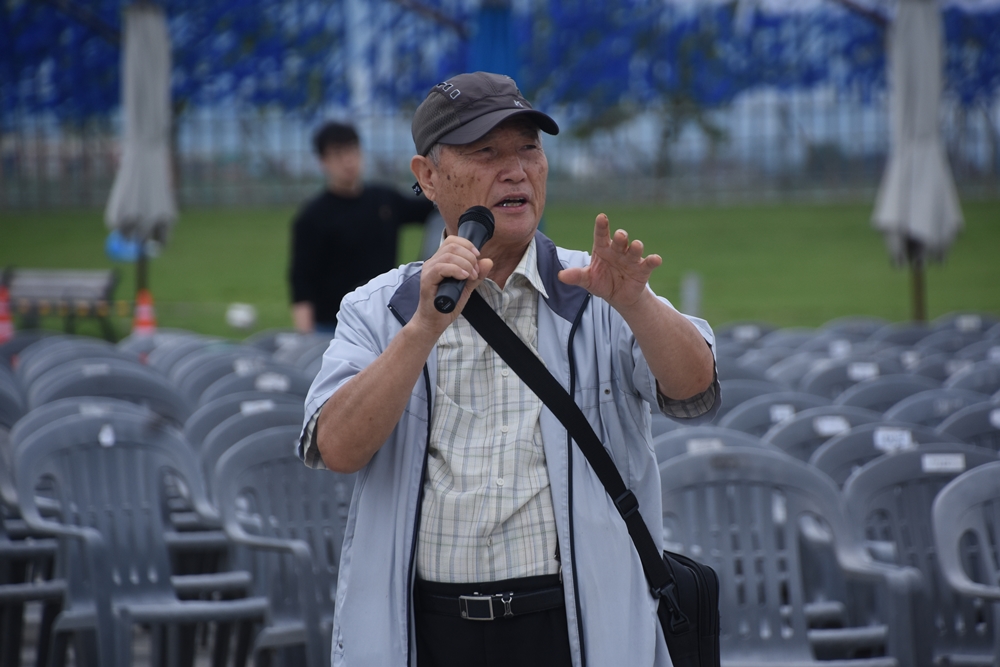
xmin=3 ymin=85 xmax=998 ymax=210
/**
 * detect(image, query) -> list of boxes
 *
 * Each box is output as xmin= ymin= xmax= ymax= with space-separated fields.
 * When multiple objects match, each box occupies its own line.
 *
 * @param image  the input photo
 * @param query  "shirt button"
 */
xmin=496 ymin=477 xmax=505 ymax=487
xmin=501 ymin=368 xmax=509 ymax=377
xmin=487 ymin=537 xmax=493 ymax=546
xmin=500 ymin=425 xmax=509 ymax=433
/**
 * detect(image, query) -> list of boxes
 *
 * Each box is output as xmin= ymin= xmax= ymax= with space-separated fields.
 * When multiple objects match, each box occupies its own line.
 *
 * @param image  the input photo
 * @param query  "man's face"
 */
xmin=320 ymin=143 xmax=362 ymax=194
xmin=426 ymin=119 xmax=547 ymax=255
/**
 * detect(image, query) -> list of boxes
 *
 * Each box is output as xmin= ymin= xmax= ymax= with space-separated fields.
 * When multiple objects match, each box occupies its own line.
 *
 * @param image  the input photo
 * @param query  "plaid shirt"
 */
xmin=417 ymin=239 xmax=559 ymax=583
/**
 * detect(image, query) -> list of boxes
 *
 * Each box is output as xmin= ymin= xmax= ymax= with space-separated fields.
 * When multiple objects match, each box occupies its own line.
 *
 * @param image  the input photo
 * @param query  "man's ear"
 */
xmin=410 ymin=155 xmax=436 ymax=201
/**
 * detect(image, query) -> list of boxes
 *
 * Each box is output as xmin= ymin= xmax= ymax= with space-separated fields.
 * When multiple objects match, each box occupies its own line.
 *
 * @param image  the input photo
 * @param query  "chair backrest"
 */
xmin=243 ymin=328 xmax=302 ymax=354
xmin=144 ymin=335 xmax=222 ymax=375
xmin=799 ymin=357 xmax=904 ymax=400
xmin=199 ymin=405 xmax=305 ymax=500
xmin=653 ymin=426 xmax=776 ymax=463
xmin=833 ymin=374 xmax=941 ymax=414
xmin=0 ymin=377 xmax=25 ymax=429
xmin=716 ymin=357 xmax=770 ymax=383
xmin=761 ymin=405 xmax=882 ymax=462
xmin=945 ymin=361 xmax=1000 ymax=396
xmin=954 ymin=339 xmax=1000 ymax=363
xmin=932 ymin=460 xmax=1000 ymax=616
xmin=717 ymin=391 xmax=830 ymax=437
xmin=763 ymin=351 xmax=825 ymax=389
xmin=757 ymin=328 xmax=817 ymax=350
xmin=869 ymin=323 xmax=931 ymax=347
xmin=843 ymin=446 xmax=999 ymax=660
xmin=9 ymin=397 xmax=155 ymax=449
xmin=17 ymin=339 xmax=132 ymax=391
xmin=650 ymin=410 xmax=680 ymax=439
xmin=659 ymin=447 xmax=874 ymax=662
xmin=915 ymin=329 xmax=986 ymax=356
xmin=13 ymin=412 xmax=215 ymax=614
xmin=716 ymin=379 xmax=786 ymax=421
xmin=214 ymin=425 xmax=354 ymax=663
xmin=184 ymin=391 xmax=305 ymax=450
xmin=169 ymin=347 xmax=272 ymax=402
xmin=883 ymin=388 xmax=989 ymax=428
xmin=810 ymin=421 xmax=965 ymax=487
xmin=937 ymin=401 xmax=1000 ymax=452
xmin=200 ymin=365 xmax=313 ymax=404
xmin=26 ymin=358 xmax=192 ymax=426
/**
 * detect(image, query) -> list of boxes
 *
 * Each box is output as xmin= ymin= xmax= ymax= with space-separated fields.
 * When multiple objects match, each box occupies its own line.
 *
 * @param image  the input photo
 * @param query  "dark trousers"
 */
xmin=414 ymin=574 xmax=573 ymax=667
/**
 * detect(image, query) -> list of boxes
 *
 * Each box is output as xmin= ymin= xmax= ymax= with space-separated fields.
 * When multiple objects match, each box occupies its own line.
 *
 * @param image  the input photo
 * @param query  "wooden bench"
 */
xmin=3 ymin=268 xmax=119 ymax=340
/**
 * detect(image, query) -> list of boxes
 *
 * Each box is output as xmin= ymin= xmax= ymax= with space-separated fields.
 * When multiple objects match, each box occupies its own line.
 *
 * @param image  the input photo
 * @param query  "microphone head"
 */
xmin=458 ymin=206 xmax=495 ymax=242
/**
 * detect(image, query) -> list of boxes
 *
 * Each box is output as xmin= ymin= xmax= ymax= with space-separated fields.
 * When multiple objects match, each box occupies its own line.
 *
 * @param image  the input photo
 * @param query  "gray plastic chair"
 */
xmin=716 ymin=357 xmax=771 ymax=383
xmin=757 ymin=327 xmax=818 ymax=350
xmin=800 ymin=357 xmax=904 ymax=400
xmin=14 ymin=412 xmax=270 ymax=667
xmin=810 ymin=421 xmax=965 ymax=487
xmin=660 ymin=447 xmax=926 ymax=666
xmin=937 ymin=401 xmax=1000 ymax=452
xmin=200 ymin=365 xmax=313 ymax=404
xmin=914 ymin=329 xmax=985 ymax=356
xmin=718 ymin=391 xmax=831 ymax=437
xmin=737 ymin=347 xmax=797 ymax=375
xmin=931 ymin=460 xmax=1000 ymax=667
xmin=652 ymin=426 xmax=775 ymax=462
xmin=762 ymin=405 xmax=883 ymax=463
xmin=0 ymin=330 xmax=58 ymax=368
xmin=954 ymin=339 xmax=1000 ymax=363
xmin=868 ymin=323 xmax=931 ymax=347
xmin=716 ymin=321 xmax=775 ymax=347
xmin=650 ymin=410 xmax=681 ymax=439
xmin=716 ymin=379 xmax=786 ymax=422
xmin=932 ymin=312 xmax=999 ymax=334
xmin=215 ymin=425 xmax=355 ymax=667
xmin=243 ymin=328 xmax=303 ymax=354
xmin=844 ymin=446 xmax=1000 ymax=666
xmin=184 ymin=391 xmax=305 ymax=450
xmin=819 ymin=316 xmax=888 ymax=340
xmin=199 ymin=405 xmax=305 ymax=503
xmin=945 ymin=361 xmax=1000 ymax=396
xmin=832 ymin=374 xmax=941 ymax=414
xmin=883 ymin=388 xmax=989 ymax=428
xmin=26 ymin=358 xmax=192 ymax=426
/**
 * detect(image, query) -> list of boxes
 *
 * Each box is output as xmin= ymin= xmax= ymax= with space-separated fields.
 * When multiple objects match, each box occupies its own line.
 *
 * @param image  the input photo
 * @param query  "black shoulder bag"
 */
xmin=462 ymin=292 xmax=720 ymax=667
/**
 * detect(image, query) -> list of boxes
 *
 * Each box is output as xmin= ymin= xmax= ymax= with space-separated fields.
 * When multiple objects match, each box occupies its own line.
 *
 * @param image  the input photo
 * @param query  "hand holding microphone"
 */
xmin=434 ymin=206 xmax=495 ymax=313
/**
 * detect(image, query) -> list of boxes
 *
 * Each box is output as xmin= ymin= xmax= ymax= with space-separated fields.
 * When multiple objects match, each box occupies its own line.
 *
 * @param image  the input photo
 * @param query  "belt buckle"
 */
xmin=459 ymin=595 xmax=494 ymax=621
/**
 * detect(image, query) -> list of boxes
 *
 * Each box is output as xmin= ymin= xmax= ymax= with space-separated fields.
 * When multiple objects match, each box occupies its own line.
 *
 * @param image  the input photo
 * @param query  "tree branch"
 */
xmin=387 ymin=0 xmax=469 ymax=39
xmin=826 ymin=0 xmax=889 ymax=29
xmin=34 ymin=0 xmax=120 ymax=45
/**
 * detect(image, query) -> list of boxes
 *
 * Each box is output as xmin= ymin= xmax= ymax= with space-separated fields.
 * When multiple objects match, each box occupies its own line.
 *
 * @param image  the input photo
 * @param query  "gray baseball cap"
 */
xmin=411 ymin=72 xmax=559 ymax=156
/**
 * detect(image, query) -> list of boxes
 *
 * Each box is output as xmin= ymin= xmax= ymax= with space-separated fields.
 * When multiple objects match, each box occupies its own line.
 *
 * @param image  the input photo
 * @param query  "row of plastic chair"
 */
xmin=3 ymin=399 xmax=351 ymax=667
xmin=658 ymin=442 xmax=1000 ymax=665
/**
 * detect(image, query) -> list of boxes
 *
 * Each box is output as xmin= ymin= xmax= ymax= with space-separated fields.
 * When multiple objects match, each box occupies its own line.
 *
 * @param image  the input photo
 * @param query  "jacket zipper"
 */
xmin=566 ymin=294 xmax=591 ymax=667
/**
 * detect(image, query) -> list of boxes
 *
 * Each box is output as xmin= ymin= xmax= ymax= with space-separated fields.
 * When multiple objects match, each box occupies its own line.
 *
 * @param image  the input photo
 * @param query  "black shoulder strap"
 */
xmin=461 ymin=291 xmax=678 ymax=608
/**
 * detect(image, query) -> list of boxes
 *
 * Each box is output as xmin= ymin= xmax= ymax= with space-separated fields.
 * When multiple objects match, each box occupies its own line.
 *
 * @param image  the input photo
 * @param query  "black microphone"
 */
xmin=434 ymin=206 xmax=495 ymax=313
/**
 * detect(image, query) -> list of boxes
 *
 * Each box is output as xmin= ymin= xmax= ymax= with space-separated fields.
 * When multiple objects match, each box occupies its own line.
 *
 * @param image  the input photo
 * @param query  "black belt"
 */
xmin=418 ymin=586 xmax=565 ymax=621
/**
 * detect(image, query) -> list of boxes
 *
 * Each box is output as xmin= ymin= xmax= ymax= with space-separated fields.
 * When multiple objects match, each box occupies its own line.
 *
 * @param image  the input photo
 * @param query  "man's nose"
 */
xmin=498 ymin=153 xmax=527 ymax=181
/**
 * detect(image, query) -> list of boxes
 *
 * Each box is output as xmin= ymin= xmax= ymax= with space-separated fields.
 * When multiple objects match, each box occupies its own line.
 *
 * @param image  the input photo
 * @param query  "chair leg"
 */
xmin=233 ymin=620 xmax=255 ymax=667
xmin=35 ymin=600 xmax=61 ymax=667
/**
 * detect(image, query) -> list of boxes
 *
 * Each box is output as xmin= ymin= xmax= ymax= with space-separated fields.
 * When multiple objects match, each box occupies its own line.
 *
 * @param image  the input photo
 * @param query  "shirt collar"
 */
xmin=506 ymin=237 xmax=549 ymax=299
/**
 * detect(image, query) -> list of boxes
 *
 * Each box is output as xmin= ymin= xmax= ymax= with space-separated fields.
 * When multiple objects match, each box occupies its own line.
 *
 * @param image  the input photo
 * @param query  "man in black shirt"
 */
xmin=289 ymin=121 xmax=436 ymax=332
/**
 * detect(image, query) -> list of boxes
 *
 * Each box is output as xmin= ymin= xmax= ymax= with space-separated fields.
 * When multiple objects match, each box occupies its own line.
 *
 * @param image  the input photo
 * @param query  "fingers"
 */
xmin=557 ymin=266 xmax=587 ymax=288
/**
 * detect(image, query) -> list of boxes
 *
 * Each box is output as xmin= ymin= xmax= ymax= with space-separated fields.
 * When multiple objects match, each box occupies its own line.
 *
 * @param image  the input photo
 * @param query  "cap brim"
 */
xmin=437 ymin=108 xmax=559 ymax=148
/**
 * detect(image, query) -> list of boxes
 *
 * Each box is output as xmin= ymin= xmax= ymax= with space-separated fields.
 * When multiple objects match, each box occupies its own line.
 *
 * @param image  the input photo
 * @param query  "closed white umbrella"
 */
xmin=104 ymin=3 xmax=176 ymax=257
xmin=872 ymin=0 xmax=963 ymax=321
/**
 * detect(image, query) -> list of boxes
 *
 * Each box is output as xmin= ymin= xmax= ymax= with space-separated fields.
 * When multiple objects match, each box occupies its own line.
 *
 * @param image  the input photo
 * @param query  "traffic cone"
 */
xmin=132 ymin=288 xmax=157 ymax=337
xmin=0 ymin=285 xmax=13 ymax=345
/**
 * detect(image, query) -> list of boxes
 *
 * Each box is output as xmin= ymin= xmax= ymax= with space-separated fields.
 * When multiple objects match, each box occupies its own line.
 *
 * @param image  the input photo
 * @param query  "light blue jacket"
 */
xmin=300 ymin=231 xmax=719 ymax=667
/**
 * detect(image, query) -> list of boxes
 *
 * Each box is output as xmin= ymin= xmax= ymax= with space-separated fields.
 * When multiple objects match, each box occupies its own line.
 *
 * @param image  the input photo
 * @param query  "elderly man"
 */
xmin=297 ymin=72 xmax=719 ymax=667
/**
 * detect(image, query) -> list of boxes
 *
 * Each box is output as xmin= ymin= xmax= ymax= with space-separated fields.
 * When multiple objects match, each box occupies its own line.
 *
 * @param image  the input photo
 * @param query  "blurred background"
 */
xmin=1 ymin=0 xmax=998 ymax=335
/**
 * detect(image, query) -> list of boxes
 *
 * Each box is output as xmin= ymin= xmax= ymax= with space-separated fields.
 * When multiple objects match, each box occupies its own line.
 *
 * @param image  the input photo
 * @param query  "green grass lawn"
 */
xmin=2 ymin=198 xmax=997 ymax=340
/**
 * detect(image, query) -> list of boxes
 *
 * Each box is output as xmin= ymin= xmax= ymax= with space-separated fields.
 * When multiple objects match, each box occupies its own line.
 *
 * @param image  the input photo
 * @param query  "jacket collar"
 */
xmin=388 ymin=231 xmax=589 ymax=325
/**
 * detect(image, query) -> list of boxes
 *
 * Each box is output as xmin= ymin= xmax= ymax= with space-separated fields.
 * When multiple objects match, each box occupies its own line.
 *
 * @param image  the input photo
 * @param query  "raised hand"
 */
xmin=557 ymin=213 xmax=662 ymax=311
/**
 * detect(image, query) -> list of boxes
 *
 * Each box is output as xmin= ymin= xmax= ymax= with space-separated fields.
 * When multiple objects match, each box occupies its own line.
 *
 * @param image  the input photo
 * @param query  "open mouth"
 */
xmin=497 ymin=197 xmax=527 ymax=208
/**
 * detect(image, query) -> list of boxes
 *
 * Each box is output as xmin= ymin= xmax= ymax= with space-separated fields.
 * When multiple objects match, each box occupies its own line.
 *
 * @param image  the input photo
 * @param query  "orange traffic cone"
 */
xmin=132 ymin=288 xmax=157 ymax=337
xmin=0 ymin=285 xmax=13 ymax=345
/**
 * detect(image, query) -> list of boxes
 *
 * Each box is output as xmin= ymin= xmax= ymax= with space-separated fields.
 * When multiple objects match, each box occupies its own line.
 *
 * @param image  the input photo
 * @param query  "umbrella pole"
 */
xmin=907 ymin=239 xmax=926 ymax=322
